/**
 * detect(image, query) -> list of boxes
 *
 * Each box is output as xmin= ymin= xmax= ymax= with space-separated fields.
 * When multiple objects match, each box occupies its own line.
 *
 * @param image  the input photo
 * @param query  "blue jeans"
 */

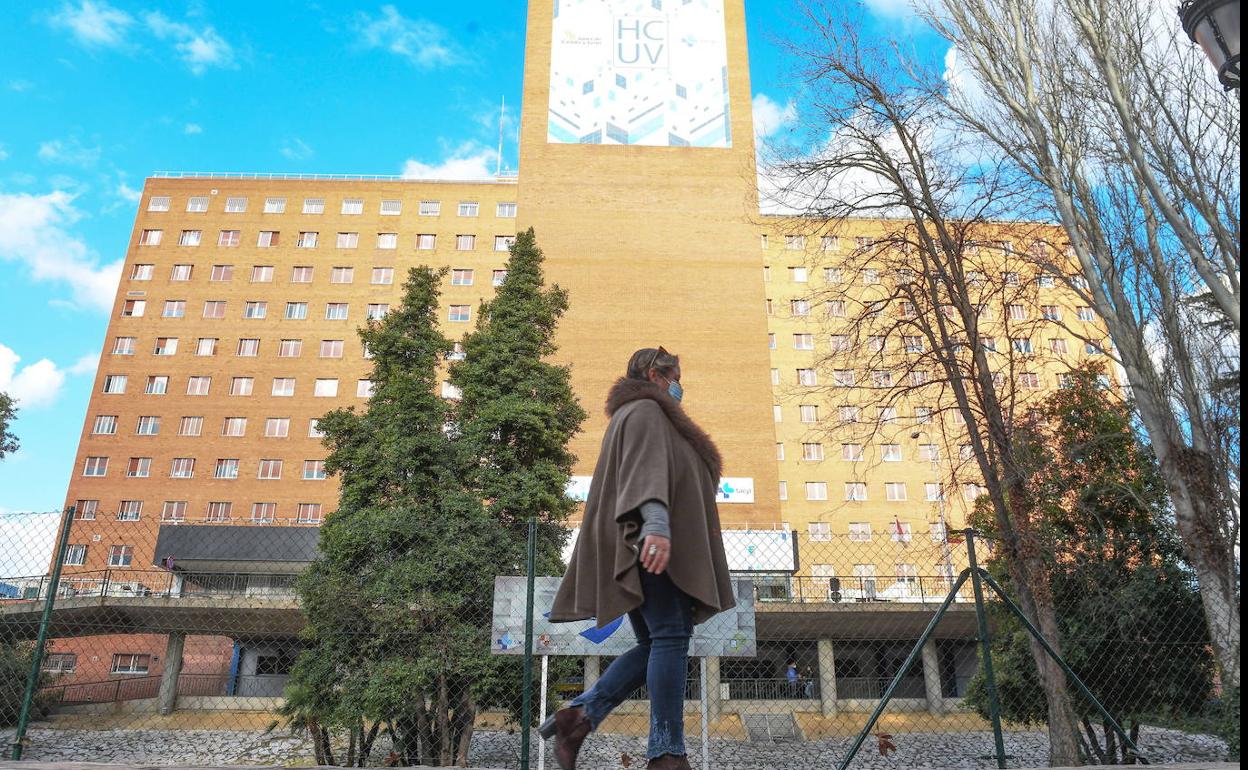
xmin=570 ymin=569 xmax=694 ymax=759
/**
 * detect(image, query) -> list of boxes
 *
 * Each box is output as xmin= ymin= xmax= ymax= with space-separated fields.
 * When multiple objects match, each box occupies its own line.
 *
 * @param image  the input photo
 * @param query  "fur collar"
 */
xmin=606 ymin=377 xmax=723 ymax=481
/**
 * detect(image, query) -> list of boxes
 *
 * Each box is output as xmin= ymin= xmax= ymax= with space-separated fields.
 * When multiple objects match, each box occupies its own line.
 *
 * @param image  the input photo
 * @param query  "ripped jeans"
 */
xmin=570 ymin=569 xmax=694 ymax=759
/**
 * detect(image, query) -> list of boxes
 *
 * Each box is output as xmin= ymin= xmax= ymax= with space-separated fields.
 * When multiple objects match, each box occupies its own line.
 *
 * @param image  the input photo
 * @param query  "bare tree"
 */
xmin=923 ymin=0 xmax=1241 ymax=690
xmin=762 ymin=12 xmax=1093 ymax=764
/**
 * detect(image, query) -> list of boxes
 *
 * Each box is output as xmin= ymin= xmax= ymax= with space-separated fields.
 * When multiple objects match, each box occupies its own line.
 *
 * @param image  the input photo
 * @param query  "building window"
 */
xmin=372 ymin=267 xmax=394 ymax=285
xmin=1041 ymin=305 xmax=1061 ymax=320
xmin=302 ymin=198 xmax=325 ymax=214
xmin=309 ymin=419 xmax=325 ymax=438
xmin=223 ymin=196 xmax=247 ymax=213
xmin=278 ymin=339 xmax=302 ymax=358
xmin=773 ymin=405 xmax=782 ymax=423
xmin=885 ymin=482 xmax=908 ymax=501
xmin=805 ymin=482 xmax=828 ymax=501
xmin=243 ymin=301 xmax=268 ymax=319
xmin=153 ymin=337 xmax=177 ymax=356
xmin=320 ymin=339 xmax=345 ymax=358
xmin=145 ymin=376 xmax=169 ymax=395
xmin=458 ymin=202 xmax=480 ymax=217
xmin=845 ymin=482 xmax=867 ymax=501
xmin=162 ymin=300 xmax=186 ymax=318
xmin=147 ymin=196 xmax=171 ymax=212
xmin=286 ymin=302 xmax=309 ymax=320
xmin=230 ymin=377 xmax=255 ymax=396
xmin=1012 ymin=338 xmax=1034 ymax=354
xmin=290 ymin=265 xmax=314 ymax=283
xmin=497 ymin=202 xmax=517 ymax=218
xmin=258 ymin=459 xmax=283 ymax=480
xmin=768 ymin=333 xmax=777 ymax=350
xmin=218 ymin=230 xmax=241 ymax=247
xmin=202 ymin=301 xmax=227 ymax=319
xmin=1007 ymin=304 xmax=1027 ymax=320
xmin=797 ymin=368 xmax=818 ymax=386
xmin=867 ymin=336 xmax=886 ymax=353
xmin=265 ymin=418 xmax=290 ymax=438
xmin=186 ymin=376 xmax=211 ymax=396
xmin=449 ymin=305 xmax=471 ymax=322
xmin=222 ymin=417 xmax=247 ymax=437
xmin=161 ymin=501 xmax=187 ymax=522
xmin=297 ymin=232 xmax=319 ymax=248
xmin=170 ymin=263 xmax=193 ymax=281
xmin=124 ymin=457 xmax=150 ymax=478
xmin=881 ymin=444 xmax=902 ymax=461
xmin=380 ymin=199 xmax=402 ymax=216
xmin=1077 ymin=306 xmax=1096 ymax=321
xmin=205 ymin=501 xmax=232 ymax=521
xmin=82 ymin=457 xmax=109 ymax=477
xmin=112 ymin=337 xmax=136 ymax=356
xmin=252 ymin=503 xmax=278 ymax=523
xmin=214 ymin=458 xmax=240 ymax=479
xmin=791 ymin=300 xmax=811 ymax=317
xmin=495 ymin=235 xmax=516 ymax=252
xmin=799 ymin=404 xmax=818 ymax=423
xmin=775 ymin=442 xmax=785 ymax=461
xmin=919 ymin=444 xmax=940 ymax=463
xmin=264 ymin=197 xmax=286 ymax=213
xmin=314 ymin=379 xmax=339 ymax=397
xmin=170 ymin=458 xmax=195 ymax=478
xmin=871 ymin=370 xmax=894 ymax=388
xmin=251 ymin=265 xmax=275 ymax=283
xmin=785 ymin=235 xmax=806 ymax=250
xmin=366 ymin=304 xmax=388 ymax=320
xmin=107 ymin=545 xmax=134 ymax=568
xmin=891 ymin=522 xmax=914 ymax=543
xmin=177 ymin=417 xmax=203 ymax=437
xmin=138 ymin=229 xmax=163 ymax=246
xmin=456 ymin=235 xmax=476 ymax=251
xmin=92 ymin=415 xmax=118 ymax=435
xmin=330 ymin=266 xmax=355 ymax=284
xmin=801 ymin=443 xmax=824 ymax=461
xmin=64 ymin=546 xmax=88 ymax=566
xmin=237 ymin=338 xmax=260 ymax=357
xmin=789 ymin=266 xmax=809 ymax=283
xmin=1018 ymin=372 xmax=1042 ymax=389
xmin=186 ymin=196 xmax=209 ymax=213
xmin=839 ymin=405 xmax=861 ymax=423
xmin=417 ymin=233 xmax=437 ymax=250
xmin=829 ymin=335 xmax=851 ymax=353
xmin=419 ymin=200 xmax=441 ymax=216
xmin=833 ymin=369 xmax=855 ymax=387
xmin=297 ymin=503 xmax=323 ymax=523
xmin=341 ymin=198 xmax=364 ymax=215
xmin=925 ymin=482 xmax=944 ymax=501
xmin=130 ymin=263 xmax=154 ymax=281
xmin=303 ymin=460 xmax=327 ymax=480
xmin=135 ymin=416 xmax=160 ymax=436
xmin=793 ymin=334 xmax=815 ymax=350
xmin=1050 ymin=338 xmax=1069 ymax=355
xmin=377 ymin=232 xmax=398 ymax=249
xmin=325 ymin=303 xmax=349 ymax=320
xmin=842 ymin=443 xmax=864 ymax=462
xmin=778 ymin=480 xmax=788 ymax=500
xmin=111 ymin=653 xmax=148 ymax=674
xmin=826 ymin=300 xmax=847 ymax=318
xmin=272 ymin=378 xmax=296 ymax=397
xmin=73 ymin=500 xmax=99 ymax=521
xmin=808 ymin=522 xmax=831 ymax=542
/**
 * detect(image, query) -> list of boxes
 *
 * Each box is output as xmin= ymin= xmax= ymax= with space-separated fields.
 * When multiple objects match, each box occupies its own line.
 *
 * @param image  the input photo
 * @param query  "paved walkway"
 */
xmin=0 ymin=761 xmax=1239 ymax=770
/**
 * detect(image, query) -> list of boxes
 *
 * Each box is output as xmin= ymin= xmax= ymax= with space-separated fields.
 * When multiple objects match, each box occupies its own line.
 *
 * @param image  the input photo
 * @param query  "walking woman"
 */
xmin=543 ymin=347 xmax=736 ymax=770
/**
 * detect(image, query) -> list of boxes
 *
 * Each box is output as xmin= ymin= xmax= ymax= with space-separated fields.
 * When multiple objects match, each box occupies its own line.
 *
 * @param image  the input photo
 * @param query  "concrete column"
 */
xmin=583 ymin=656 xmax=600 ymax=692
xmin=817 ymin=639 xmax=838 ymax=717
xmin=922 ymin=639 xmax=944 ymax=715
xmin=158 ymin=631 xmax=187 ymax=716
xmin=704 ymin=656 xmax=722 ymax=720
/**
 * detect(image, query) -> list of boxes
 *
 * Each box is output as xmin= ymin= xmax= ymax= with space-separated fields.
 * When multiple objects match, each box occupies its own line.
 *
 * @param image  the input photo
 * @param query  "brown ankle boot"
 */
xmin=552 ymin=706 xmax=591 ymax=770
xmin=646 ymin=755 xmax=693 ymax=770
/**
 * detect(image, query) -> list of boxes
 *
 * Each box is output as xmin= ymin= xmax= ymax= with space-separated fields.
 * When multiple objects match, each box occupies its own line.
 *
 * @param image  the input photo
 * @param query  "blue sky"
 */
xmin=0 ymin=0 xmax=942 ymax=514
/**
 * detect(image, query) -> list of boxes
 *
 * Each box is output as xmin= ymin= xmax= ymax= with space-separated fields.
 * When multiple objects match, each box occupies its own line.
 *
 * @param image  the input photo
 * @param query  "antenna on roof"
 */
xmin=496 ymin=96 xmax=506 ymax=177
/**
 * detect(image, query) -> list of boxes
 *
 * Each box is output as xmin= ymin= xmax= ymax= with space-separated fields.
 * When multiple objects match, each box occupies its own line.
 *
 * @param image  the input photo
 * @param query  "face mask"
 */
xmin=667 ymin=380 xmax=684 ymax=403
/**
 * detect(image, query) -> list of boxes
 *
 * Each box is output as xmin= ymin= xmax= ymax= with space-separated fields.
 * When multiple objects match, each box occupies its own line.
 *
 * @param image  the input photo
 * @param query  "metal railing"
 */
xmin=150 ymin=171 xmax=520 ymax=183
xmin=41 ymin=673 xmax=290 ymax=705
xmin=0 ymin=569 xmax=301 ymax=602
xmin=836 ymin=676 xmax=927 ymax=700
xmin=754 ymin=576 xmax=972 ymax=605
xmin=724 ymin=678 xmax=821 ymax=701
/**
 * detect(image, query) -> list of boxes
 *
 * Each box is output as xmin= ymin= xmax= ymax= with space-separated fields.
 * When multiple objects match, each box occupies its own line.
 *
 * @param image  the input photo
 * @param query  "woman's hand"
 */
xmin=640 ymin=534 xmax=671 ymax=575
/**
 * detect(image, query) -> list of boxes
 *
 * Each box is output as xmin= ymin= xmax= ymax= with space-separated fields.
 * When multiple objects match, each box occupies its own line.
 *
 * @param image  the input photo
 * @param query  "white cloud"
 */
xmin=0 ymin=144 xmax=8 ymax=161
xmin=116 ymin=182 xmax=142 ymax=204
xmin=353 ymin=6 xmax=459 ymax=69
xmin=401 ymin=143 xmax=499 ymax=180
xmin=863 ymin=0 xmax=917 ymax=18
xmin=0 ymin=191 xmax=122 ymax=312
xmin=68 ymin=351 xmax=99 ymax=376
xmin=48 ymin=0 xmax=134 ymax=48
xmin=183 ymin=123 xmax=203 ymax=135
xmin=144 ymin=12 xmax=235 ymax=74
xmin=0 ymin=344 xmax=66 ymax=410
xmin=753 ymin=93 xmax=798 ymax=139
xmin=8 ymin=80 xmax=35 ymax=93
xmin=280 ymin=138 xmax=314 ymax=161
xmin=37 ymin=138 xmax=101 ymax=167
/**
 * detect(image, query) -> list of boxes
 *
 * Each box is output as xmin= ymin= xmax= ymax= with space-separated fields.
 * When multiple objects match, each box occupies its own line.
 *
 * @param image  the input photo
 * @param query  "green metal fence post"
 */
xmin=835 ymin=568 xmax=973 ymax=770
xmin=966 ymin=528 xmax=1008 ymax=769
xmin=977 ymin=570 xmax=1150 ymax=764
xmin=519 ymin=518 xmax=538 ymax=770
xmin=9 ymin=505 xmax=75 ymax=761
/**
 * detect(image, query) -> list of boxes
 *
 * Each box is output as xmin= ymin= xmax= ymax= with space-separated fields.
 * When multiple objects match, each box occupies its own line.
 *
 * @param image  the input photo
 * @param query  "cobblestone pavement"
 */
xmin=2 ymin=725 xmax=1231 ymax=769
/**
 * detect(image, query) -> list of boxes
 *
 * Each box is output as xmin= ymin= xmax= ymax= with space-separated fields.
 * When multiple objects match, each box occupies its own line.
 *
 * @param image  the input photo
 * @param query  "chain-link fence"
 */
xmin=1 ymin=508 xmax=1238 ymax=768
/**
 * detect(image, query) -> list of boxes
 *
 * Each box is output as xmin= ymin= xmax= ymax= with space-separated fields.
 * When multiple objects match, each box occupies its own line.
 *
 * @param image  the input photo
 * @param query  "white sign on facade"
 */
xmin=568 ymin=476 xmax=754 ymax=505
xmin=721 ymin=529 xmax=797 ymax=573
xmin=491 ymin=576 xmax=757 ymax=658
xmin=548 ymin=0 xmax=732 ymax=148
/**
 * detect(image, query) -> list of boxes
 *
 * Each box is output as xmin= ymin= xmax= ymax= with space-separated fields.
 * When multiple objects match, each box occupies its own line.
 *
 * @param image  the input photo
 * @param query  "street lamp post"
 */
xmin=911 ymin=429 xmax=955 ymax=588
xmin=1180 ymin=0 xmax=1241 ymax=90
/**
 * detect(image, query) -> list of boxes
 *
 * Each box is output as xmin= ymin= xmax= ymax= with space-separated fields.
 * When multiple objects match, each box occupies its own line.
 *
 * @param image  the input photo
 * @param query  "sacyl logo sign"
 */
xmin=613 ymin=15 xmax=668 ymax=69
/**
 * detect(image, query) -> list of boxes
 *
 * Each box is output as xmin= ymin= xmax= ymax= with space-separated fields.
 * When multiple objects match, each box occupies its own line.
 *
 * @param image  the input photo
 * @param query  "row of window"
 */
xmin=806 ymin=520 xmax=949 ymax=543
xmin=42 ymin=651 xmax=147 ymax=675
xmin=128 ymin=264 xmax=504 ymax=286
xmin=81 ymin=456 xmax=328 ymax=481
xmin=90 ymin=415 xmax=325 ymax=438
xmin=770 ymin=371 xmax=1053 ymax=403
xmin=779 ymin=480 xmax=987 ymax=503
xmin=766 ymin=298 xmax=1097 ymax=322
xmin=148 ymin=195 xmax=517 ymax=219
xmin=138 ymin=229 xmax=516 ymax=252
xmin=120 ymin=299 xmax=473 ymax=323
xmin=776 ymin=442 xmax=964 ymax=463
xmin=773 ymin=334 xmax=1104 ymax=356
xmin=73 ymin=499 xmax=323 ymax=526
xmin=100 ymin=374 xmax=376 ymax=397
xmin=765 ymin=264 xmax=1082 ymax=289
xmin=112 ymin=336 xmax=382 ymax=359
xmin=763 ymin=235 xmax=1063 ymax=258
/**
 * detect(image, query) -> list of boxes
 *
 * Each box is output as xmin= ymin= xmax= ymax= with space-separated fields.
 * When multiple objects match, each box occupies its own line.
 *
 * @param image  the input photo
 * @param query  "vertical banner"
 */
xmin=549 ymin=0 xmax=732 ymax=148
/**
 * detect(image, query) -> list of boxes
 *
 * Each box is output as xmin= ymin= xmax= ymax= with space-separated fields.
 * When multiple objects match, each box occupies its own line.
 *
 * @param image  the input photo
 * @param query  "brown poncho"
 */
xmin=550 ymin=378 xmax=736 ymax=628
